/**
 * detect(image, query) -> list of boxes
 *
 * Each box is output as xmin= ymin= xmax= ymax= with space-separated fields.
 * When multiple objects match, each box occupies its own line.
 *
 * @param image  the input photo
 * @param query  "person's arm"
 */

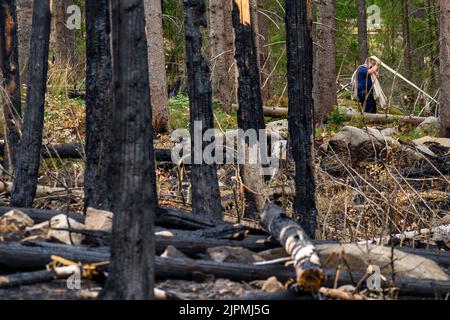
xmin=368 ymin=64 xmax=378 ymax=75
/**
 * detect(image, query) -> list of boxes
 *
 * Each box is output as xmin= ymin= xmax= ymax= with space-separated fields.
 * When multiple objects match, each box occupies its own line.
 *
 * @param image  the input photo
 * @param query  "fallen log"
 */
xmin=0 ymin=206 xmax=85 ymax=224
xmin=0 ymin=182 xmax=83 ymax=198
xmin=262 ymin=106 xmax=427 ymax=125
xmin=260 ymin=204 xmax=325 ymax=292
xmin=0 ymin=142 xmax=173 ymax=162
xmin=0 ymin=206 xmax=218 ymax=230
xmin=0 ymin=269 xmax=56 ymax=288
xmin=0 ymin=242 xmax=448 ymax=297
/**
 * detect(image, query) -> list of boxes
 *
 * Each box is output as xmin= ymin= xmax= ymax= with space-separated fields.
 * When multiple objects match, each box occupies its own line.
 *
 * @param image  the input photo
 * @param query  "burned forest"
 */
xmin=0 ymin=0 xmax=449 ymax=307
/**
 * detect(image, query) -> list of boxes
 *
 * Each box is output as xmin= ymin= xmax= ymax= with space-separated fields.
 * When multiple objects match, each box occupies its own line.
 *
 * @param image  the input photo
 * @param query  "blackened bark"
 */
xmin=183 ymin=0 xmax=222 ymax=222
xmin=0 ymin=0 xmax=22 ymax=171
xmin=84 ymin=0 xmax=113 ymax=212
xmin=357 ymin=0 xmax=368 ymax=64
xmin=232 ymin=0 xmax=266 ymax=219
xmin=100 ymin=0 xmax=156 ymax=300
xmin=285 ymin=0 xmax=317 ymax=238
xmin=10 ymin=0 xmax=51 ymax=208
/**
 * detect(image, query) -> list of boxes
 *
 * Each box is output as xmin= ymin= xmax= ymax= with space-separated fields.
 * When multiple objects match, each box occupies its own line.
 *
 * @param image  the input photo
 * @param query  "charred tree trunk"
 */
xmin=183 ymin=0 xmax=222 ymax=222
xmin=10 ymin=0 xmax=51 ymax=208
xmin=357 ymin=0 xmax=368 ymax=64
xmin=285 ymin=0 xmax=317 ymax=238
xmin=16 ymin=0 xmax=33 ymax=83
xmin=84 ymin=0 xmax=114 ymax=212
xmin=439 ymin=0 xmax=450 ymax=137
xmin=314 ymin=0 xmax=337 ymax=124
xmin=232 ymin=0 xmax=267 ymax=219
xmin=0 ymin=0 xmax=22 ymax=172
xmin=144 ymin=0 xmax=171 ymax=134
xmin=100 ymin=0 xmax=157 ymax=300
xmin=209 ymin=0 xmax=236 ymax=113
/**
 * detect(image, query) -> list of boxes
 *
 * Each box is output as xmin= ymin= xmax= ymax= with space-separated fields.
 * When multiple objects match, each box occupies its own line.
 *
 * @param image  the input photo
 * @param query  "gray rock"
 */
xmin=317 ymin=243 xmax=449 ymax=281
xmin=85 ymin=207 xmax=113 ymax=232
xmin=417 ymin=117 xmax=439 ymax=134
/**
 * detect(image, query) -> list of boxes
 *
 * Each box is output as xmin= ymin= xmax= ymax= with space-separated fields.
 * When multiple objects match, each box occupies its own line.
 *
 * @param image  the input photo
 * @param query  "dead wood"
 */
xmin=260 ymin=204 xmax=326 ymax=292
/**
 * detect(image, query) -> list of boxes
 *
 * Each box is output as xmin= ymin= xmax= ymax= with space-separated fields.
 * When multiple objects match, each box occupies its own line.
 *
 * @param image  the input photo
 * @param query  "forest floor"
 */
xmin=0 ymin=93 xmax=448 ymax=300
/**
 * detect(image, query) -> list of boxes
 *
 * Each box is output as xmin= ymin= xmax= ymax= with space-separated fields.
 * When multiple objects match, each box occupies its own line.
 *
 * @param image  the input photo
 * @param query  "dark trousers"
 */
xmin=358 ymin=93 xmax=377 ymax=113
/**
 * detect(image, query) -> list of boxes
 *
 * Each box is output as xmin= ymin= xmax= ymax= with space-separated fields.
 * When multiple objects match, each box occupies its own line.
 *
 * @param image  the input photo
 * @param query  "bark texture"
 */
xmin=16 ymin=0 xmax=32 ymax=83
xmin=439 ymin=0 xmax=450 ymax=137
xmin=50 ymin=0 xmax=76 ymax=66
xmin=84 ymin=0 xmax=114 ymax=211
xmin=232 ymin=0 xmax=267 ymax=219
xmin=314 ymin=0 xmax=337 ymax=123
xmin=183 ymin=0 xmax=222 ymax=222
xmin=285 ymin=0 xmax=318 ymax=238
xmin=357 ymin=0 xmax=368 ymax=64
xmin=0 ymin=0 xmax=22 ymax=171
xmin=209 ymin=0 xmax=236 ymax=112
xmin=100 ymin=0 xmax=157 ymax=300
xmin=144 ymin=0 xmax=171 ymax=134
xmin=260 ymin=204 xmax=325 ymax=291
xmin=10 ymin=0 xmax=51 ymax=208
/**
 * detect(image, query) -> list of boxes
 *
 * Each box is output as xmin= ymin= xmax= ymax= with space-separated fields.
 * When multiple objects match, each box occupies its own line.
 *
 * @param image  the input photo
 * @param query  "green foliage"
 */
xmin=328 ymin=106 xmax=348 ymax=127
xmin=168 ymin=94 xmax=238 ymax=130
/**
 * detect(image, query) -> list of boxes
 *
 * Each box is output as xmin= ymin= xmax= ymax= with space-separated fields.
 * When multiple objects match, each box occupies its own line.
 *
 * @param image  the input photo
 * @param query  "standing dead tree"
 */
xmin=10 ymin=0 xmax=51 ymax=208
xmin=285 ymin=0 xmax=317 ymax=238
xmin=0 ymin=0 xmax=22 ymax=171
xmin=232 ymin=0 xmax=267 ymax=219
xmin=84 ymin=0 xmax=114 ymax=211
xmin=100 ymin=0 xmax=157 ymax=300
xmin=183 ymin=0 xmax=222 ymax=222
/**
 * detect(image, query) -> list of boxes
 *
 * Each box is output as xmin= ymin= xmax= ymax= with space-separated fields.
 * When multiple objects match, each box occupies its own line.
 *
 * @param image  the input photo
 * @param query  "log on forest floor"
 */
xmin=0 ymin=206 xmax=218 ymax=230
xmin=262 ymin=106 xmax=427 ymax=125
xmin=0 ymin=241 xmax=448 ymax=297
xmin=1 ymin=206 xmax=448 ymax=268
xmin=0 ymin=141 xmax=173 ymax=162
xmin=260 ymin=204 xmax=325 ymax=292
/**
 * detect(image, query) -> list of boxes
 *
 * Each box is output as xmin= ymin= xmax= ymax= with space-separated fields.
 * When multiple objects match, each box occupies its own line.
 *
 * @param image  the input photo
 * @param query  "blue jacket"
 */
xmin=357 ymin=66 xmax=373 ymax=96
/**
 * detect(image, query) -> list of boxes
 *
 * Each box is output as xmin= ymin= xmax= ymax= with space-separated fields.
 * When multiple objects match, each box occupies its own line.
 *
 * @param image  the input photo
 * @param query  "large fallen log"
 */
xmin=262 ymin=106 xmax=427 ymax=125
xmin=0 ymin=206 xmax=218 ymax=230
xmin=260 ymin=204 xmax=325 ymax=292
xmin=0 ymin=242 xmax=448 ymax=297
xmin=0 ymin=142 xmax=173 ymax=162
